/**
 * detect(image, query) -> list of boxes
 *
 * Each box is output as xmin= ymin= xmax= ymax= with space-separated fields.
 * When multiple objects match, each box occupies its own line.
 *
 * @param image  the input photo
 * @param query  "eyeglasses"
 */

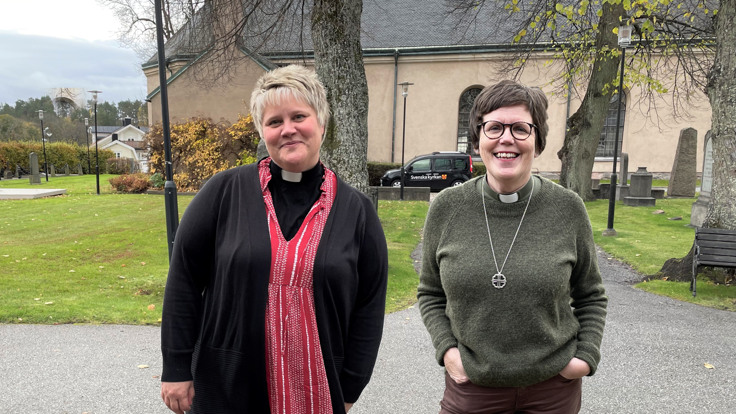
xmin=478 ymin=120 xmax=537 ymax=141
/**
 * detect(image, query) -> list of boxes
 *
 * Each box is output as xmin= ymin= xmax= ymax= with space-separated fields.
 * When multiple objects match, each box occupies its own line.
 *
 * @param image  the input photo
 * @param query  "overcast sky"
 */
xmin=0 ymin=0 xmax=149 ymax=105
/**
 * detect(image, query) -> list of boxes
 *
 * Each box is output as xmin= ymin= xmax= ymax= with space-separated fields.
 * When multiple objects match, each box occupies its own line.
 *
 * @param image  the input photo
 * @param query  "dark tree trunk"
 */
xmin=660 ymin=0 xmax=736 ymax=278
xmin=311 ymin=0 xmax=370 ymax=193
xmin=704 ymin=0 xmax=736 ymax=231
xmin=557 ymin=1 xmax=624 ymax=201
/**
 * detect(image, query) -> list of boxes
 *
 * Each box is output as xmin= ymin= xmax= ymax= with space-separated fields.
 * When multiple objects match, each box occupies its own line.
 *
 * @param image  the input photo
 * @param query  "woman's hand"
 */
xmin=559 ymin=357 xmax=590 ymax=380
xmin=161 ymin=381 xmax=195 ymax=414
xmin=345 ymin=402 xmax=354 ymax=412
xmin=443 ymin=347 xmax=470 ymax=384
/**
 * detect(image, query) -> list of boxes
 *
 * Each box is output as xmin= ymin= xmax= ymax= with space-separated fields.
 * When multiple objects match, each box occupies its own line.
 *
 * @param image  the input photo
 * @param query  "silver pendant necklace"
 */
xmin=481 ymin=177 xmax=534 ymax=289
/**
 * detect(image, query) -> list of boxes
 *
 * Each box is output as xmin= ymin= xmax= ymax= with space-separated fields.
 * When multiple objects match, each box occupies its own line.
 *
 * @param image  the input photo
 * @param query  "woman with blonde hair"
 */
xmin=161 ymin=65 xmax=388 ymax=414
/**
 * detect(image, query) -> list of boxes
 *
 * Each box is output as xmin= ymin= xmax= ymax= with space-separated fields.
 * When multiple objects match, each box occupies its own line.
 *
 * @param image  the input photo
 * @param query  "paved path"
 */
xmin=1 ymin=249 xmax=735 ymax=413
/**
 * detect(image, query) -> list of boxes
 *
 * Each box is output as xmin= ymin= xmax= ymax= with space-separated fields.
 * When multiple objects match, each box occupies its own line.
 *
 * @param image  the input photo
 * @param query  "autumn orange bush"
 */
xmin=109 ymin=173 xmax=151 ymax=193
xmin=146 ymin=115 xmax=259 ymax=191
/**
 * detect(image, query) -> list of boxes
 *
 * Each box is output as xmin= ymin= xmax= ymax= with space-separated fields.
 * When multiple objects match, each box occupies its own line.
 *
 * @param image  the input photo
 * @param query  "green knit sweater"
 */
xmin=418 ymin=175 xmax=607 ymax=387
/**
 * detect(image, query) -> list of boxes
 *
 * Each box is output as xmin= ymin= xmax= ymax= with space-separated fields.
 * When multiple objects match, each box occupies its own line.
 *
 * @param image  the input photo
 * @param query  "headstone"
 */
xmin=50 ymin=164 xmax=56 ymax=177
xmin=616 ymin=152 xmax=630 ymax=200
xmin=3 ymin=170 xmax=12 ymax=179
xmin=29 ymin=153 xmax=41 ymax=185
xmin=64 ymin=164 xmax=70 ymax=176
xmin=15 ymin=164 xmax=21 ymax=178
xmin=667 ymin=127 xmax=698 ymax=197
xmin=624 ymin=167 xmax=656 ymax=206
xmin=77 ymin=163 xmax=83 ymax=175
xmin=691 ymin=131 xmax=713 ymax=227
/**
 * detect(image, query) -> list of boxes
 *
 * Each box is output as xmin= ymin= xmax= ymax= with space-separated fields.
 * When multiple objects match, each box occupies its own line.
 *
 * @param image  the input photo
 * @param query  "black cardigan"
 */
xmin=161 ymin=163 xmax=388 ymax=413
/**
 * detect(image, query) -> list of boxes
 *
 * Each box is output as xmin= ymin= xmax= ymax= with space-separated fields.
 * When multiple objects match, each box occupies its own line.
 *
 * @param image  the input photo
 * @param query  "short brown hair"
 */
xmin=469 ymin=80 xmax=548 ymax=155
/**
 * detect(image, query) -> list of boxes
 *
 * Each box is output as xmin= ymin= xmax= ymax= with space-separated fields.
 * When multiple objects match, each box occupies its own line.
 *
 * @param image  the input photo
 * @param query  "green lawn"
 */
xmin=0 ymin=175 xmax=427 ymax=323
xmin=1 ymin=175 xmax=731 ymax=324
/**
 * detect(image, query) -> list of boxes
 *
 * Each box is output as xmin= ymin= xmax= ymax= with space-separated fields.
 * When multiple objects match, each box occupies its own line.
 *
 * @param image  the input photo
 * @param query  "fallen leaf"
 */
xmin=140 ymin=261 xmax=146 ymax=266
xmin=69 ymin=269 xmax=75 ymax=273
xmin=121 ymin=264 xmax=127 ymax=267
xmin=147 ymin=304 xmax=156 ymax=310
xmin=704 ymin=363 xmax=715 ymax=369
xmin=635 ymin=254 xmax=641 ymax=257
xmin=668 ymin=216 xmax=683 ymax=221
xmin=138 ymin=364 xmax=150 ymax=369
xmin=99 ymin=266 xmax=105 ymax=269
xmin=44 ymin=301 xmax=53 ymax=305
xmin=652 ymin=209 xmax=665 ymax=214
xmin=118 ymin=276 xmax=126 ymax=279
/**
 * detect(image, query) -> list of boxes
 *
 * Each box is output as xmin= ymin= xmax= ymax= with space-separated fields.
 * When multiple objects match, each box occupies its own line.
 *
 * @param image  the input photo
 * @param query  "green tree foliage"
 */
xmin=0 ymin=115 xmax=37 ymax=142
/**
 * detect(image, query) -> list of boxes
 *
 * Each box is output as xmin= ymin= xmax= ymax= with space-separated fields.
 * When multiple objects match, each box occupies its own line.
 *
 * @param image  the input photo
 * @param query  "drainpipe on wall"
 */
xmin=391 ymin=49 xmax=399 ymax=163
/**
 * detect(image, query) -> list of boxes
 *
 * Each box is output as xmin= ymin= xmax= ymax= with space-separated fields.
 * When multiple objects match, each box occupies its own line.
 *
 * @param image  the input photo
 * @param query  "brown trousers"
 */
xmin=439 ymin=372 xmax=582 ymax=414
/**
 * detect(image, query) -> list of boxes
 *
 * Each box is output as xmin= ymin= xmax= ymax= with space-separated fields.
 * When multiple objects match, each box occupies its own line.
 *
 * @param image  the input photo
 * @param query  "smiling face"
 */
xmin=262 ymin=95 xmax=325 ymax=173
xmin=478 ymin=104 xmax=538 ymax=193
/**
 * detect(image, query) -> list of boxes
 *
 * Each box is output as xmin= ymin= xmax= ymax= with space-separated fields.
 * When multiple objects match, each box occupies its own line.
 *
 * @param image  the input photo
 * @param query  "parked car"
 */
xmin=380 ymin=151 xmax=473 ymax=192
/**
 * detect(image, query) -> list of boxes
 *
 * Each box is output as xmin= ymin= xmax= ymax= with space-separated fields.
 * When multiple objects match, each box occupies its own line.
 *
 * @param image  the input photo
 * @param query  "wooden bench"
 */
xmin=692 ymin=227 xmax=736 ymax=296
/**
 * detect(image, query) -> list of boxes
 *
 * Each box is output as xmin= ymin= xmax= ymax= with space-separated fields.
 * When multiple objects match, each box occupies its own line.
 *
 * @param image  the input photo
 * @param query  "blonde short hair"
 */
xmin=249 ymin=65 xmax=330 ymax=138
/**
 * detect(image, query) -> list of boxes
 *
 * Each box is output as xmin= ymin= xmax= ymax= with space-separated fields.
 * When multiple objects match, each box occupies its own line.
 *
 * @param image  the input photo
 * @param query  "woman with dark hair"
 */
xmin=418 ymin=80 xmax=607 ymax=413
xmin=160 ymin=65 xmax=388 ymax=414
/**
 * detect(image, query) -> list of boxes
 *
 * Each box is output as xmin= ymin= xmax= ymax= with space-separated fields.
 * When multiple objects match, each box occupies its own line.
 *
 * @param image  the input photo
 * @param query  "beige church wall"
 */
xmin=590 ymin=86 xmax=711 ymax=177
xmin=362 ymin=53 xmax=570 ymax=172
xmin=145 ymin=50 xmax=712 ymax=176
xmin=146 ymin=55 xmax=267 ymax=126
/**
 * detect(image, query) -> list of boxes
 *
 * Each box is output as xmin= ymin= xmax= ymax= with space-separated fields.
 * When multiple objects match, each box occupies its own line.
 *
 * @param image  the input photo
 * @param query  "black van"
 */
xmin=380 ymin=151 xmax=473 ymax=192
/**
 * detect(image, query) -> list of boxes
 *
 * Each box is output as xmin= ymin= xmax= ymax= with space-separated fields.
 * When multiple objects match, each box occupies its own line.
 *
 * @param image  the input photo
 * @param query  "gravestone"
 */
xmin=77 ymin=163 xmax=83 ymax=175
xmin=15 ymin=164 xmax=21 ymax=178
xmin=624 ymin=167 xmax=656 ymax=206
xmin=50 ymin=164 xmax=56 ymax=177
xmin=29 ymin=153 xmax=41 ymax=185
xmin=616 ymin=152 xmax=630 ymax=200
xmin=691 ymin=131 xmax=713 ymax=227
xmin=64 ymin=164 xmax=70 ymax=176
xmin=667 ymin=127 xmax=697 ymax=197
xmin=3 ymin=170 xmax=12 ymax=179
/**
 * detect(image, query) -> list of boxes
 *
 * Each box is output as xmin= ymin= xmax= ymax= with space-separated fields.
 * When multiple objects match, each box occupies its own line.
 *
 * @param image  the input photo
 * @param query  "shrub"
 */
xmin=109 ymin=173 xmax=151 ymax=193
xmin=146 ymin=115 xmax=259 ymax=191
xmin=107 ymin=157 xmax=136 ymax=174
xmin=149 ymin=172 xmax=164 ymax=188
xmin=367 ymin=162 xmax=400 ymax=186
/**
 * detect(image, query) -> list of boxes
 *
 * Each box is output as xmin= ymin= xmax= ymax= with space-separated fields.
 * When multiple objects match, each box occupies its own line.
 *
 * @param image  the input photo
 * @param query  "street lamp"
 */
xmin=88 ymin=90 xmax=102 ymax=195
xmin=603 ymin=24 xmax=632 ymax=237
xmin=38 ymin=110 xmax=49 ymax=182
xmin=398 ymin=81 xmax=413 ymax=201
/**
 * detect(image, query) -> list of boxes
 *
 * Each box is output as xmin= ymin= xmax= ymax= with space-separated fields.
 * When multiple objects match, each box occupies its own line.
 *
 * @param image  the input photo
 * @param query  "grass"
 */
xmin=585 ymin=197 xmax=735 ymax=311
xmin=2 ymin=174 xmax=731 ymax=323
xmin=0 ymin=175 xmax=427 ymax=323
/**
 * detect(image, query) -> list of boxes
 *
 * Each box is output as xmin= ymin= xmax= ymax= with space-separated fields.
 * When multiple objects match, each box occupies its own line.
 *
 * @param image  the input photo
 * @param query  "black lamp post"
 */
xmin=88 ymin=90 xmax=102 ymax=195
xmin=398 ymin=81 xmax=413 ymax=201
xmin=84 ymin=118 xmax=91 ymax=174
xmin=155 ymin=0 xmax=179 ymax=259
xmin=603 ymin=25 xmax=632 ymax=237
xmin=38 ymin=110 xmax=49 ymax=182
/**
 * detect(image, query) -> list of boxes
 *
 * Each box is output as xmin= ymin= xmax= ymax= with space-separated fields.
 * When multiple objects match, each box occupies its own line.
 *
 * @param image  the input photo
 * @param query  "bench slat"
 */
xmin=697 ymin=246 xmax=736 ymax=256
xmin=697 ymin=240 xmax=736 ymax=250
xmin=697 ymin=260 xmax=736 ymax=268
xmin=696 ymin=227 xmax=736 ymax=236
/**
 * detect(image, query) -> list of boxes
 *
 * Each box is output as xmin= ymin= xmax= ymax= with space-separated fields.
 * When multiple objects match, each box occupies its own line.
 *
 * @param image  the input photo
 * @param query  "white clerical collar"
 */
xmin=484 ymin=176 xmax=535 ymax=204
xmin=498 ymin=193 xmax=519 ymax=203
xmin=281 ymin=170 xmax=302 ymax=182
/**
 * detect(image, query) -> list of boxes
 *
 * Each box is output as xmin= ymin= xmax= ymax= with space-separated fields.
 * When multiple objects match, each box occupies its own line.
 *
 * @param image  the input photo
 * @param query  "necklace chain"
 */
xmin=481 ymin=177 xmax=534 ymax=289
